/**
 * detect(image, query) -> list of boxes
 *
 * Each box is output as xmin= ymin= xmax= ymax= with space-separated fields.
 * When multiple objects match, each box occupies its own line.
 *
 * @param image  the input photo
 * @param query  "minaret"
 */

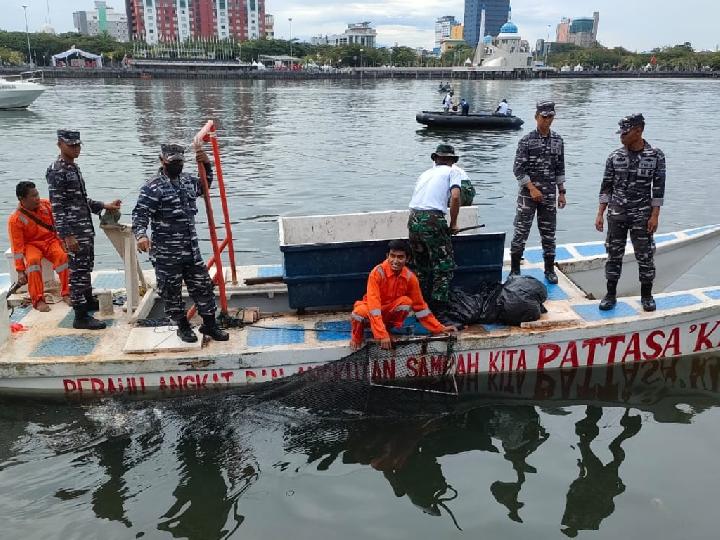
xmin=472 ymin=6 xmax=486 ymax=66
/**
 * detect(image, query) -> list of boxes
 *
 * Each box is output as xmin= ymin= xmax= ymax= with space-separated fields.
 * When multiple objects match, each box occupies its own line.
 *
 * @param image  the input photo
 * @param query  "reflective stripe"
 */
xmin=26 ymin=264 xmax=42 ymax=273
xmin=375 ymin=265 xmax=385 ymax=279
xmin=415 ymin=309 xmax=431 ymax=318
xmin=13 ymin=253 xmax=24 ymax=260
xmin=393 ymin=305 xmax=411 ymax=312
xmin=351 ymin=313 xmax=367 ymax=322
xmin=18 ymin=215 xmax=29 ymax=225
xmin=55 ymin=263 xmax=68 ymax=273
xmin=370 ymin=309 xmax=382 ymax=317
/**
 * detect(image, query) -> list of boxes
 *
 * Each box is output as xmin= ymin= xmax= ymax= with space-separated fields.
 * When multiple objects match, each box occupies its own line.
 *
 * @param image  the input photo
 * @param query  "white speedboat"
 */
xmin=0 ymin=72 xmax=46 ymax=109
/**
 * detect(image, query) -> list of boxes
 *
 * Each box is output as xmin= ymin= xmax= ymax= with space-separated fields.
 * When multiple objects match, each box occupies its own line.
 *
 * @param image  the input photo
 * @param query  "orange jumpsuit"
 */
xmin=351 ymin=259 xmax=445 ymax=345
xmin=8 ymin=199 xmax=69 ymax=307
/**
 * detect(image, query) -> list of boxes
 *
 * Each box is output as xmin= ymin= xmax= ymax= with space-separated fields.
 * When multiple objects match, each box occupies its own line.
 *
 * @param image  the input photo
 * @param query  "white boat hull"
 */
xmin=1 ymin=220 xmax=719 ymax=400
xmin=0 ymin=86 xmax=45 ymax=109
xmin=508 ymin=224 xmax=720 ymax=298
xmin=1 ymin=290 xmax=719 ymax=398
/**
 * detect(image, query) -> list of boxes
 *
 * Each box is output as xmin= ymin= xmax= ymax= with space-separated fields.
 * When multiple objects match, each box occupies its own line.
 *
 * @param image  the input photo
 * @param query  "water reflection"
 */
xmin=157 ymin=419 xmax=257 ymax=539
xmin=490 ymin=406 xmax=549 ymax=523
xmin=280 ymin=356 xmax=719 ymax=532
xmin=560 ymin=406 xmax=641 ymax=537
xmin=0 ymin=357 xmax=719 ymax=537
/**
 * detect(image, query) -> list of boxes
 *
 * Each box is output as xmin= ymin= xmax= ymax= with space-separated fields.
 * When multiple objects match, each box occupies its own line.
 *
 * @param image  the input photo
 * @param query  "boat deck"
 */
xmin=3 ymin=261 xmax=720 ymax=368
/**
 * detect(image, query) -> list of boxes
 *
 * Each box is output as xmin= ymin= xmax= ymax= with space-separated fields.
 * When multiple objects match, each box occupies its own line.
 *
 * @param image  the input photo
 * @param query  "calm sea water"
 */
xmin=1 ymin=78 xmax=719 ymax=539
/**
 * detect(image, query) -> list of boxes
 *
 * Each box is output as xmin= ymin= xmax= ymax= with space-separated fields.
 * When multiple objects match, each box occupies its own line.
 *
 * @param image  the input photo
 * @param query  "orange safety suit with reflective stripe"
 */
xmin=8 ymin=199 xmax=69 ymax=306
xmin=351 ymin=259 xmax=445 ymax=344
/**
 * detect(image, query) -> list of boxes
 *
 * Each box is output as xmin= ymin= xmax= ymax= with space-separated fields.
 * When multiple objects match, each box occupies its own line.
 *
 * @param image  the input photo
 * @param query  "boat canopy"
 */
xmin=51 ymin=46 xmax=103 ymax=68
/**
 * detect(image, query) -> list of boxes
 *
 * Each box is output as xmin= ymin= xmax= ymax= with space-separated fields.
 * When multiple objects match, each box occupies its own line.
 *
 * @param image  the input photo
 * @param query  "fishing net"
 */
xmin=246 ymin=335 xmax=460 ymax=417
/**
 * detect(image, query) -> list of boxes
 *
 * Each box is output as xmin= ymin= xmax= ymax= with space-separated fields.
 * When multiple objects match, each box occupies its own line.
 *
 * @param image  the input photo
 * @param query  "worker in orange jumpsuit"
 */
xmin=350 ymin=239 xmax=457 ymax=350
xmin=8 ymin=181 xmax=70 ymax=312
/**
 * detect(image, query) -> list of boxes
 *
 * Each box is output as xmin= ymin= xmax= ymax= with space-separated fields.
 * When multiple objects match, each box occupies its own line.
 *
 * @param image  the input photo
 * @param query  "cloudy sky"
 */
xmin=3 ymin=0 xmax=718 ymax=51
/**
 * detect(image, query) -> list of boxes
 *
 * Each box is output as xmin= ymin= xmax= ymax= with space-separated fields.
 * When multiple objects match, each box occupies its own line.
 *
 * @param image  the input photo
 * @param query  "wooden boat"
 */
xmin=416 ymin=111 xmax=524 ymax=130
xmin=1 ymin=208 xmax=719 ymax=400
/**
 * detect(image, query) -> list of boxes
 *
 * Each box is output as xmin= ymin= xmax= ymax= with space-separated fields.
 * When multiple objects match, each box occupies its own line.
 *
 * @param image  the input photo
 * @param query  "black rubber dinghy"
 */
xmin=416 ymin=111 xmax=524 ymax=130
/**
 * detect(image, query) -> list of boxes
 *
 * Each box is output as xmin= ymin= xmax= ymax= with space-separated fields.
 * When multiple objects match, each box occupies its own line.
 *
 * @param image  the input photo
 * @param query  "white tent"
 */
xmin=52 ymin=46 xmax=103 ymax=68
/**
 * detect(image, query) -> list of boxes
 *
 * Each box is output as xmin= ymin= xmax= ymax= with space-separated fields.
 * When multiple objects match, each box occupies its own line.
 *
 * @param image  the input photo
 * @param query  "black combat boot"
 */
xmin=85 ymin=291 xmax=100 ymax=311
xmin=598 ymin=280 xmax=618 ymax=311
xmin=199 ymin=315 xmax=230 ymax=341
xmin=544 ymin=256 xmax=558 ymax=284
xmin=175 ymin=317 xmax=198 ymax=343
xmin=510 ymin=253 xmax=522 ymax=276
xmin=640 ymin=282 xmax=656 ymax=312
xmin=72 ymin=306 xmax=107 ymax=330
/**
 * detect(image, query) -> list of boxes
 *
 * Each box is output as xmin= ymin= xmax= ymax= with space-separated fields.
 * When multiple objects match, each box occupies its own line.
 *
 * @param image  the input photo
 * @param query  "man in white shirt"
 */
xmin=495 ymin=99 xmax=510 ymax=116
xmin=408 ymin=144 xmax=463 ymax=308
xmin=443 ymin=91 xmax=453 ymax=112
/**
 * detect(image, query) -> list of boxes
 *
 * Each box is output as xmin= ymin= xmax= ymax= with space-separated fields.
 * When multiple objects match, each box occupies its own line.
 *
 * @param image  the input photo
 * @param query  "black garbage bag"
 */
xmin=435 ymin=282 xmax=503 ymax=327
xmin=496 ymin=275 xmax=548 ymax=325
xmin=434 ymin=276 xmax=548 ymax=327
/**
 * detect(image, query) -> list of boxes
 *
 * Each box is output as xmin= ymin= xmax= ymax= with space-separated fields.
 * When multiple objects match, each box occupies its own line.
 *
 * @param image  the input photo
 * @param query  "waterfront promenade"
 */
xmin=2 ymin=65 xmax=719 ymax=81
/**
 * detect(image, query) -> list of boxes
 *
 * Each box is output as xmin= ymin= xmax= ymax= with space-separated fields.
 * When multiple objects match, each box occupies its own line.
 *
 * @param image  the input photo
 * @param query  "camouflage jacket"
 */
xmin=599 ymin=141 xmax=666 ymax=212
xmin=45 ymin=157 xmax=105 ymax=238
xmin=132 ymin=163 xmax=213 ymax=260
xmin=513 ymin=129 xmax=566 ymax=189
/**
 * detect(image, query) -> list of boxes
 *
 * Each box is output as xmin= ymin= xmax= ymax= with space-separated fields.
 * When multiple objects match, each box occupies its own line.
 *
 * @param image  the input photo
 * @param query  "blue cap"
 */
xmin=617 ymin=113 xmax=645 ymax=134
xmin=57 ymin=129 xmax=81 ymax=144
xmin=160 ymin=143 xmax=186 ymax=162
xmin=536 ymin=100 xmax=556 ymax=117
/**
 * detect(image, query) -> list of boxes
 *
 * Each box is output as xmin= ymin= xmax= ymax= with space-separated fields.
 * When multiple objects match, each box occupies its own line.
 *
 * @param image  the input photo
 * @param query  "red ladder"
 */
xmin=187 ymin=120 xmax=237 ymax=318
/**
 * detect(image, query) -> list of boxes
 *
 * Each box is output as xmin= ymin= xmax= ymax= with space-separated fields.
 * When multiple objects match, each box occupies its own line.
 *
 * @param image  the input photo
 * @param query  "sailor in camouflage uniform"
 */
xmin=408 ymin=144 xmax=463 ymax=308
xmin=132 ymin=143 xmax=229 ymax=343
xmin=46 ymin=130 xmax=122 ymax=330
xmin=595 ymin=114 xmax=666 ymax=312
xmin=510 ymin=101 xmax=567 ymax=284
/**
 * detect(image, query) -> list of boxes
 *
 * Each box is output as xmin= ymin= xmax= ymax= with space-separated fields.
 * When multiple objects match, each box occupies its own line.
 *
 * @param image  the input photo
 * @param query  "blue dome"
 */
xmin=483 ymin=35 xmax=493 ymax=44
xmin=499 ymin=21 xmax=518 ymax=34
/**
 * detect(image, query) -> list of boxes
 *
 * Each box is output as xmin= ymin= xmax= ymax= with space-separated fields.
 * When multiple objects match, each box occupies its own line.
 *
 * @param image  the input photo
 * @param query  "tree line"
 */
xmin=546 ymin=42 xmax=720 ymax=71
xmin=1 ymin=30 xmax=718 ymax=71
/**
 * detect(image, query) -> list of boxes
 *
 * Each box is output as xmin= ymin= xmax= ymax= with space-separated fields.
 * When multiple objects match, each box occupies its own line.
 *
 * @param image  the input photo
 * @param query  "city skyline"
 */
xmin=2 ymin=0 xmax=718 ymax=51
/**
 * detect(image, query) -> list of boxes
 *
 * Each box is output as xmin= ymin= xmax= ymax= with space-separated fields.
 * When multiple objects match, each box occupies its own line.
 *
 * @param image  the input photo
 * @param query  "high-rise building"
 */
xmin=434 ymin=16 xmax=457 ymax=51
xmin=125 ymin=0 xmax=265 ymax=44
xmin=463 ymin=0 xmax=510 ymax=47
xmin=556 ymin=18 xmax=570 ymax=43
xmin=556 ymin=12 xmax=599 ymax=47
xmin=264 ymin=14 xmax=274 ymax=39
xmin=74 ymin=1 xmax=129 ymax=41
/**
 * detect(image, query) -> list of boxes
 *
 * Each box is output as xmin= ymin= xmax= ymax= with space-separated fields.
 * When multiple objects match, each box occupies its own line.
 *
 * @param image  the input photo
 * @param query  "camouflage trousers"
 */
xmin=155 ymin=257 xmax=217 ymax=320
xmin=68 ymin=235 xmax=95 ymax=307
xmin=408 ymin=210 xmax=454 ymax=304
xmin=604 ymin=211 xmax=656 ymax=284
xmin=510 ymin=188 xmax=557 ymax=258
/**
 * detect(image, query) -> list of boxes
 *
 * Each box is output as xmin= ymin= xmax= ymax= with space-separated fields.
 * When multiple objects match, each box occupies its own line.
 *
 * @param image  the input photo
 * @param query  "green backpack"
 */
xmin=459 ymin=179 xmax=476 ymax=206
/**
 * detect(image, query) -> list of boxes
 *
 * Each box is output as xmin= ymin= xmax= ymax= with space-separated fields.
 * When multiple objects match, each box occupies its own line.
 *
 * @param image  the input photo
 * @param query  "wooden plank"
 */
xmin=122 ymin=326 xmax=202 ymax=354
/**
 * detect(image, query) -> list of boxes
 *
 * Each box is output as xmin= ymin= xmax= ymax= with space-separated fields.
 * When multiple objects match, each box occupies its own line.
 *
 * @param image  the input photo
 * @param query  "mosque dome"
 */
xmin=499 ymin=21 xmax=518 ymax=34
xmin=483 ymin=35 xmax=493 ymax=44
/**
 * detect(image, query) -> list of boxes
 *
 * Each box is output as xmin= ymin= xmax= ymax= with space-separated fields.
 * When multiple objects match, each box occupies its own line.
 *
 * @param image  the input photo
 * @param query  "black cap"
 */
xmin=536 ymin=100 xmax=556 ymax=117
xmin=57 ymin=129 xmax=81 ymax=145
xmin=617 ymin=113 xmax=645 ymax=134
